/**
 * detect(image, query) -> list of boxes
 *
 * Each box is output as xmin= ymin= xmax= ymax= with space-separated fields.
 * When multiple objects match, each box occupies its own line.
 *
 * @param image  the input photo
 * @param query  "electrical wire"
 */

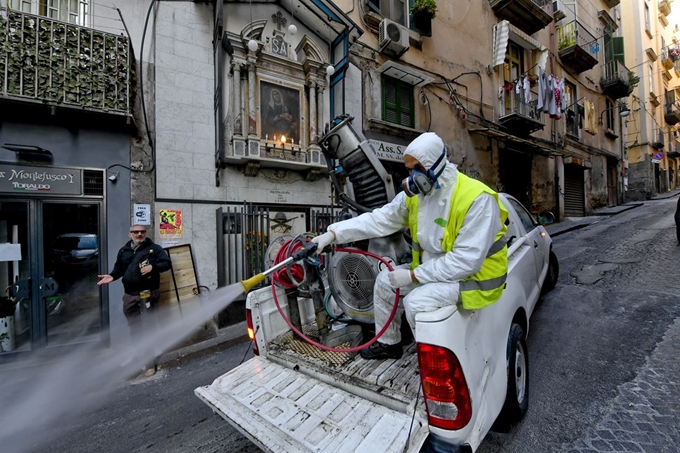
xmin=136 ymin=0 xmax=157 ymax=173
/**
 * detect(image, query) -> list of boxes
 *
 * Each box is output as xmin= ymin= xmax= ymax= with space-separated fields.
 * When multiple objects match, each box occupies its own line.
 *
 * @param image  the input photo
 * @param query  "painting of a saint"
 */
xmin=260 ymin=81 xmax=300 ymax=144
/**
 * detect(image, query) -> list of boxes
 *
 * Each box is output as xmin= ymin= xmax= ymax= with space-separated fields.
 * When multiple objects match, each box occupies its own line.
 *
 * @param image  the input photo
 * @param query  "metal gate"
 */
xmin=216 ymin=204 xmax=343 ymax=289
xmin=564 ymin=165 xmax=585 ymax=217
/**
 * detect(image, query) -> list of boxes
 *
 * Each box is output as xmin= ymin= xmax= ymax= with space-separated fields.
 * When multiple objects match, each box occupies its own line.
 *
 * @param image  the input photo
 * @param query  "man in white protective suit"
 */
xmin=312 ymin=132 xmax=509 ymax=360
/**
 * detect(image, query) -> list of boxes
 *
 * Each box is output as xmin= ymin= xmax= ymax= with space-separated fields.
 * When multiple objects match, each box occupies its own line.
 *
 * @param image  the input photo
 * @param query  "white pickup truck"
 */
xmin=195 ymin=193 xmax=558 ymax=453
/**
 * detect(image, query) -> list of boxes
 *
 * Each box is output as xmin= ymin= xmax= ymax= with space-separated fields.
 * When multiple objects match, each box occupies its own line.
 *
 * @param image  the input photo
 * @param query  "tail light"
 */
xmin=245 ymin=309 xmax=259 ymax=356
xmin=417 ymin=343 xmax=471 ymax=430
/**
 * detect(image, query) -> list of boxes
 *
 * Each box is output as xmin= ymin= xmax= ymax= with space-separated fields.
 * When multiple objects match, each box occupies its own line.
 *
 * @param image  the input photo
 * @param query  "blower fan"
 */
xmin=327 ymin=250 xmax=379 ymax=323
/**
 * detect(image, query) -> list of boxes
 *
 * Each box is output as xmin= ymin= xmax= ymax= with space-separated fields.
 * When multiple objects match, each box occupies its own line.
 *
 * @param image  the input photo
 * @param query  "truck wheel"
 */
xmin=541 ymin=250 xmax=559 ymax=294
xmin=493 ymin=323 xmax=529 ymax=432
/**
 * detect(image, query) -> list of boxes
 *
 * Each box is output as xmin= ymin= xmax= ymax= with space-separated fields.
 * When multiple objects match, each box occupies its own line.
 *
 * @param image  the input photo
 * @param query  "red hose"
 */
xmin=270 ymin=244 xmax=401 ymax=354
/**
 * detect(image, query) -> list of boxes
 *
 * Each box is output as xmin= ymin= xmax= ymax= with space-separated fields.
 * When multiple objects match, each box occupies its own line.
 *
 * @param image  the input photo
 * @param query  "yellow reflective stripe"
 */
xmin=460 ymin=273 xmax=507 ymax=292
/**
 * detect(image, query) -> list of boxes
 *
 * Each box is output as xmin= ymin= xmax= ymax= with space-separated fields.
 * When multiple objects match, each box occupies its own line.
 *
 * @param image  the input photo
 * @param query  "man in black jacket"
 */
xmin=98 ymin=225 xmax=172 ymax=375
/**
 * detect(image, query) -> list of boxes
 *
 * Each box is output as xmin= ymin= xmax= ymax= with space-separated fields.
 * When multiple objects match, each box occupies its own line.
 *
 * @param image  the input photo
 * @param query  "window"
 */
xmin=644 ymin=4 xmax=651 ymax=35
xmin=649 ymin=63 xmax=655 ymax=95
xmin=507 ymin=198 xmax=537 ymax=233
xmin=329 ymin=32 xmax=349 ymax=120
xmin=382 ymin=75 xmax=414 ymax=128
xmin=503 ymin=42 xmax=525 ymax=116
xmin=367 ymin=0 xmax=407 ymax=26
xmin=10 ymin=0 xmax=90 ymax=26
xmin=564 ymin=81 xmax=579 ymax=138
xmin=605 ymin=99 xmax=615 ymax=132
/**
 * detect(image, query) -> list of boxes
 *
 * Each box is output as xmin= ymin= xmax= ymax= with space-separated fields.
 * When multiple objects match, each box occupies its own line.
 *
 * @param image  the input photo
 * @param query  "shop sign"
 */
xmin=0 ymin=164 xmax=82 ymax=195
xmin=367 ymin=139 xmax=406 ymax=163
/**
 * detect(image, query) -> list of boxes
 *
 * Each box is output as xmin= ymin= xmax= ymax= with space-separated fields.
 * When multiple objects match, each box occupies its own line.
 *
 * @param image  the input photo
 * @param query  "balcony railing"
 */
xmin=488 ymin=0 xmax=553 ymax=35
xmin=661 ymin=46 xmax=680 ymax=70
xmin=557 ymin=20 xmax=599 ymax=73
xmin=665 ymin=102 xmax=680 ymax=126
xmin=652 ymin=125 xmax=665 ymax=149
xmin=226 ymin=137 xmax=327 ymax=173
xmin=0 ymin=9 xmax=134 ymax=117
xmin=498 ymin=88 xmax=544 ymax=135
xmin=600 ymin=60 xmax=634 ymax=99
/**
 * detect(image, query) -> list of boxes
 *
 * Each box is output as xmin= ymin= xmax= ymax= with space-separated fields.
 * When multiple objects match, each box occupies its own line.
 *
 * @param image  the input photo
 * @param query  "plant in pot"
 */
xmin=411 ymin=0 xmax=437 ymax=37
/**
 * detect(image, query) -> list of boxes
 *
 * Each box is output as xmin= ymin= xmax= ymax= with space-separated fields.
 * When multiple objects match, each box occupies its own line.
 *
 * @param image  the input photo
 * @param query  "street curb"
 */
xmin=590 ymin=203 xmax=644 ymax=216
xmin=156 ymin=321 xmax=249 ymax=370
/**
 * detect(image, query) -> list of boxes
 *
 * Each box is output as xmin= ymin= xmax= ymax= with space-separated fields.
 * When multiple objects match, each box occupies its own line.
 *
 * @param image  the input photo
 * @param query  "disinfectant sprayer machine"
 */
xmin=317 ymin=116 xmax=411 ymax=324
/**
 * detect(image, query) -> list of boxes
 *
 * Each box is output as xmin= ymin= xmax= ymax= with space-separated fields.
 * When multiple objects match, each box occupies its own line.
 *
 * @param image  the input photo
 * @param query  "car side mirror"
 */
xmin=537 ymin=211 xmax=555 ymax=225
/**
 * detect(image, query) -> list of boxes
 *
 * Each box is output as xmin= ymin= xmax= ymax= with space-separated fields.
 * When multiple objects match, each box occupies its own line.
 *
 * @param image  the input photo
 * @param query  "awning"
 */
xmin=492 ymin=20 xmax=546 ymax=68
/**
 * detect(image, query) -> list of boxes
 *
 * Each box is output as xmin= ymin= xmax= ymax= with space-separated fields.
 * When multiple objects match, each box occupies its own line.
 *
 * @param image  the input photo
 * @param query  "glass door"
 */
xmin=41 ymin=202 xmax=102 ymax=347
xmin=0 ymin=199 xmax=104 ymax=358
xmin=0 ymin=201 xmax=32 ymax=354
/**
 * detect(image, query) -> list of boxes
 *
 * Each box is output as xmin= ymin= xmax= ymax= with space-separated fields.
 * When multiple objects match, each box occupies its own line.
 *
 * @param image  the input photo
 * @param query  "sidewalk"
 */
xmin=545 ymin=188 xmax=680 ymax=238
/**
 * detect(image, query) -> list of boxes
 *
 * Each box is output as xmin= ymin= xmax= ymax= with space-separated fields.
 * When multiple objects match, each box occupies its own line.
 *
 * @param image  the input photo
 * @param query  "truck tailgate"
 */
xmin=195 ymin=356 xmax=429 ymax=453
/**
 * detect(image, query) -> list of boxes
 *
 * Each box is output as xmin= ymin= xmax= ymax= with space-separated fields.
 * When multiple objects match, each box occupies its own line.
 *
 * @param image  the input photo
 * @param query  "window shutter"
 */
xmin=613 ymin=36 xmax=625 ymax=65
xmin=383 ymin=78 xmax=399 ymax=123
xmin=399 ymin=83 xmax=413 ymax=126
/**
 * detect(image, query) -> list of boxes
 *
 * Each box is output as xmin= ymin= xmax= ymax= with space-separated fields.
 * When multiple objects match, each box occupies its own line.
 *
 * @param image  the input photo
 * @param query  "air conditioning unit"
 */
xmin=379 ymin=19 xmax=410 ymax=56
xmin=552 ymin=1 xmax=566 ymax=22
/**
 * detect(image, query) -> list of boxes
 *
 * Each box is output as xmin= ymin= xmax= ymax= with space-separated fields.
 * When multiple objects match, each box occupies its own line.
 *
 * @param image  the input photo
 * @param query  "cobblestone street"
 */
xmin=479 ymin=196 xmax=680 ymax=453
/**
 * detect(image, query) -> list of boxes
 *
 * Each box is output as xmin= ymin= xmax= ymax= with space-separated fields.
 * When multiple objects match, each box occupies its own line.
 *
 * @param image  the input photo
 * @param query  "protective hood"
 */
xmin=404 ymin=132 xmax=457 ymax=187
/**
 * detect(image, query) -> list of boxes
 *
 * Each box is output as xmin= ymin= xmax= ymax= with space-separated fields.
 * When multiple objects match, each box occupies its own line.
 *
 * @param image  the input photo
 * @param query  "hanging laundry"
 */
xmin=523 ymin=76 xmax=531 ymax=103
xmin=537 ymin=67 xmax=546 ymax=111
xmin=584 ymin=101 xmax=597 ymax=135
xmin=577 ymin=104 xmax=585 ymax=129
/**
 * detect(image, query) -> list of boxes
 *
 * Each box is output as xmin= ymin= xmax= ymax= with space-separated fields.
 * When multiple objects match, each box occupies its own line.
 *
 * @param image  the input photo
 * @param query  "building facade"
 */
xmin=0 ymin=0 xmax=643 ymax=360
xmin=621 ymin=0 xmax=680 ymax=199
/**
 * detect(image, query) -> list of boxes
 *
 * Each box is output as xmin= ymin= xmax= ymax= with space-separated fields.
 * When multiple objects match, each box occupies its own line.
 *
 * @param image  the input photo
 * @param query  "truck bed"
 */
xmin=195 ymin=323 xmax=429 ymax=452
xmin=267 ymin=323 xmax=422 ymax=411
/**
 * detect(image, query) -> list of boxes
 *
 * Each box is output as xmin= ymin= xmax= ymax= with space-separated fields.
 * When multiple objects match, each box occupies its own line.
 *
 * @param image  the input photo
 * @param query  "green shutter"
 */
xmin=382 ymin=75 xmax=414 ymax=128
xmin=613 ymin=37 xmax=625 ymax=65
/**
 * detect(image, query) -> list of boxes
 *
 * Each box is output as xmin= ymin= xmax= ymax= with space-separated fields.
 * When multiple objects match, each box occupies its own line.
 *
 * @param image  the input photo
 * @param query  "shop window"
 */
xmin=382 ymin=75 xmax=414 ymax=128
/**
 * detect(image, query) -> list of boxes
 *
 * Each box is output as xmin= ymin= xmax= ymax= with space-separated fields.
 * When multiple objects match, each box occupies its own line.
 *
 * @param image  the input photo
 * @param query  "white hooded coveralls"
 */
xmin=327 ymin=133 xmax=502 ymax=345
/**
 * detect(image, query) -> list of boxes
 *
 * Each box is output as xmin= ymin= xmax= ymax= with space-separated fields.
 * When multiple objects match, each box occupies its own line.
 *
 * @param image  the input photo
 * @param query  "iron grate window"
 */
xmin=382 ymin=75 xmax=414 ymax=128
xmin=83 ymin=169 xmax=104 ymax=196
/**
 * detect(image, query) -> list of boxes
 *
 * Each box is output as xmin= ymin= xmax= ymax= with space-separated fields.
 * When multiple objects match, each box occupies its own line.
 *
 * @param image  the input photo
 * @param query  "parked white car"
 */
xmin=196 ymin=193 xmax=558 ymax=453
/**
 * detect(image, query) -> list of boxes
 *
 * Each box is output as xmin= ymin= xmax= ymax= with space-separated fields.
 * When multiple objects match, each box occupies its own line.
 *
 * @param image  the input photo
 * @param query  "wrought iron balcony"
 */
xmin=668 ymin=141 xmax=680 ymax=158
xmin=652 ymin=126 xmax=665 ymax=149
xmin=600 ymin=60 xmax=634 ymax=99
xmin=665 ymin=102 xmax=680 ymax=126
xmin=557 ymin=20 xmax=599 ymax=73
xmin=604 ymin=0 xmax=620 ymax=7
xmin=659 ymin=0 xmax=671 ymax=17
xmin=488 ymin=0 xmax=552 ymax=35
xmin=0 ymin=9 xmax=134 ymax=119
xmin=498 ymin=88 xmax=544 ymax=135
xmin=661 ymin=47 xmax=679 ymax=70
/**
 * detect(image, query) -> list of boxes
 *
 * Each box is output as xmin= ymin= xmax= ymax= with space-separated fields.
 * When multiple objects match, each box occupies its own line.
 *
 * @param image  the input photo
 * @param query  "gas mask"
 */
xmin=401 ymin=147 xmax=447 ymax=197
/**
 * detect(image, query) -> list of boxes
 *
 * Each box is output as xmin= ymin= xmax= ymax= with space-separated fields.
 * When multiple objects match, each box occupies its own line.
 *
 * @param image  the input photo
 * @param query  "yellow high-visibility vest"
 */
xmin=406 ymin=173 xmax=509 ymax=310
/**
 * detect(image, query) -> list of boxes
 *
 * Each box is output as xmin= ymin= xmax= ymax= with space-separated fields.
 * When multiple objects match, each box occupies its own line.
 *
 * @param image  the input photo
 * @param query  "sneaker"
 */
xmin=360 ymin=341 xmax=402 ymax=360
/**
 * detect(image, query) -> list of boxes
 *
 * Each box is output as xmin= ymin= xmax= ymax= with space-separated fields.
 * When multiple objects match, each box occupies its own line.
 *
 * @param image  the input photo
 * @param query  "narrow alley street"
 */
xmin=6 ymin=196 xmax=679 ymax=453
xmin=481 ymin=195 xmax=680 ymax=453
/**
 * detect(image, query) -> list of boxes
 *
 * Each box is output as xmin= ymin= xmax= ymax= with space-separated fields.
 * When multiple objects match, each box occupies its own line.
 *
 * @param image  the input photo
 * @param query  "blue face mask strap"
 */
xmin=428 ymin=147 xmax=447 ymax=189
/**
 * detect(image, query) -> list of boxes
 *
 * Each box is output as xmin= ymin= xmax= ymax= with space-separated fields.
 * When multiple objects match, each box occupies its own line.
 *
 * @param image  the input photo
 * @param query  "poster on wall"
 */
xmin=159 ymin=209 xmax=183 ymax=240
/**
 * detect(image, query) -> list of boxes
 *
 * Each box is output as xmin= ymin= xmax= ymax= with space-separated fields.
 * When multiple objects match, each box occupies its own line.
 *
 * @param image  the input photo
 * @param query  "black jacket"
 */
xmin=110 ymin=238 xmax=172 ymax=294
